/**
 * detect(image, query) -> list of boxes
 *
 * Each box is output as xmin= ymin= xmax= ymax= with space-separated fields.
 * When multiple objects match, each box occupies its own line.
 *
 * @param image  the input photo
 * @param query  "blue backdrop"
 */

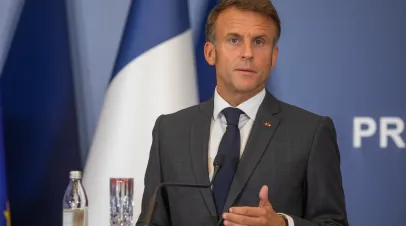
xmin=194 ymin=0 xmax=406 ymax=225
xmin=268 ymin=1 xmax=406 ymax=225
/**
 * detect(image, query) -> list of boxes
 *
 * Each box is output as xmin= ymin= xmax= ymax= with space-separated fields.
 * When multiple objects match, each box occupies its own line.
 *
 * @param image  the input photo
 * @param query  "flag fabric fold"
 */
xmin=0 ymin=0 xmax=82 ymax=225
xmin=0 ymin=99 xmax=9 ymax=226
xmin=83 ymin=0 xmax=199 ymax=225
xmin=193 ymin=0 xmax=218 ymax=102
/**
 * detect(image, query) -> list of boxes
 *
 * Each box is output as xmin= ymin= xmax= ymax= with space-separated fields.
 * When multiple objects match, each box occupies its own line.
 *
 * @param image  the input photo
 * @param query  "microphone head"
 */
xmin=213 ymin=153 xmax=225 ymax=168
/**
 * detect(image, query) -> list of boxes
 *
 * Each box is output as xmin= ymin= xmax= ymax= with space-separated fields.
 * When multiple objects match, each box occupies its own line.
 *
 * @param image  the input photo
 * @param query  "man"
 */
xmin=136 ymin=0 xmax=348 ymax=225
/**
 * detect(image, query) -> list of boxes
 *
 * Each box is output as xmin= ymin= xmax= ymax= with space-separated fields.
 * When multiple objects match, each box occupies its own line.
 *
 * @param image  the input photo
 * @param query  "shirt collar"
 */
xmin=213 ymin=87 xmax=266 ymax=121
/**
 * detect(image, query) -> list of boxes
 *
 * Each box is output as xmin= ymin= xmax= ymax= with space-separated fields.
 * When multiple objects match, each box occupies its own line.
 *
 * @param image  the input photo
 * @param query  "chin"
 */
xmin=233 ymin=84 xmax=260 ymax=94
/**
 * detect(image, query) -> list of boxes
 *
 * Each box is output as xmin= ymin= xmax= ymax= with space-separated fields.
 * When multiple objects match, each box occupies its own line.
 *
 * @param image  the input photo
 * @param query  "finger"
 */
xmin=229 ymin=206 xmax=267 ymax=217
xmin=223 ymin=212 xmax=262 ymax=225
xmin=258 ymin=185 xmax=272 ymax=208
xmin=223 ymin=219 xmax=247 ymax=226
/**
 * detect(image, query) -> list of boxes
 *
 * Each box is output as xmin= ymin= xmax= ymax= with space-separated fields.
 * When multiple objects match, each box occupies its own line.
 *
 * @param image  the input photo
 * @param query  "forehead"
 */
xmin=215 ymin=7 xmax=276 ymax=36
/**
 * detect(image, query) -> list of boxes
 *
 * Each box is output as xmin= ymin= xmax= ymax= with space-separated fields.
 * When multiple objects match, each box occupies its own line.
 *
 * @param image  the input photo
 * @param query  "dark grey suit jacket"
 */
xmin=136 ymin=90 xmax=348 ymax=226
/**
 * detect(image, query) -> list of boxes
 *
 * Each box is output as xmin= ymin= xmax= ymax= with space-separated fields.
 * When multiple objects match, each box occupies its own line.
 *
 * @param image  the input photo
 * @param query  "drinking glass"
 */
xmin=110 ymin=178 xmax=134 ymax=226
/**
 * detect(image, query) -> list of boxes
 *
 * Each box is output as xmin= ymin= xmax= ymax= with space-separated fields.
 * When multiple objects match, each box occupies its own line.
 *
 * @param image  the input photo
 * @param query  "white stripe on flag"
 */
xmin=83 ymin=29 xmax=198 ymax=226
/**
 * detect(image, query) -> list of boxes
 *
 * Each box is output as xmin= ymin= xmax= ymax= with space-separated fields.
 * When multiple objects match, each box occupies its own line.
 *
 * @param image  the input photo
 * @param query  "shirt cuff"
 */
xmin=277 ymin=213 xmax=294 ymax=226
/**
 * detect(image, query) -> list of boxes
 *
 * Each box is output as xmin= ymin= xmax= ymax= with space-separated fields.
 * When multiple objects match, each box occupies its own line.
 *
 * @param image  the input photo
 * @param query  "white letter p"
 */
xmin=354 ymin=117 xmax=376 ymax=148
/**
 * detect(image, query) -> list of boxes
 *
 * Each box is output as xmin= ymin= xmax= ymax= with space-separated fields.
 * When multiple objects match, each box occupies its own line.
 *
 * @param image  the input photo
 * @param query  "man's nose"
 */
xmin=241 ymin=41 xmax=253 ymax=60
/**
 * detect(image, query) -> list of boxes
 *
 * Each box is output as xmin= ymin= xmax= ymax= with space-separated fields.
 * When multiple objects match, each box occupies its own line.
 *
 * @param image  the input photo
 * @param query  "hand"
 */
xmin=222 ymin=185 xmax=286 ymax=226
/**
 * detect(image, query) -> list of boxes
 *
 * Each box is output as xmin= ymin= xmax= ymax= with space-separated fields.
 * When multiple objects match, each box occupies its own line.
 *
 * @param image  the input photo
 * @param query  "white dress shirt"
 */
xmin=207 ymin=87 xmax=295 ymax=226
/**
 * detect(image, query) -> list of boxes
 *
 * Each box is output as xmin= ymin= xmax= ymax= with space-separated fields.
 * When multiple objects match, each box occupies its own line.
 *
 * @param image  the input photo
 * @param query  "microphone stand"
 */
xmin=145 ymin=154 xmax=224 ymax=226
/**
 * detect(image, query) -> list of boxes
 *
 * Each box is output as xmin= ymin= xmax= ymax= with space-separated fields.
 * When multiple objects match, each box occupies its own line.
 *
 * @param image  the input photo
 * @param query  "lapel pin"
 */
xmin=265 ymin=122 xmax=271 ymax=127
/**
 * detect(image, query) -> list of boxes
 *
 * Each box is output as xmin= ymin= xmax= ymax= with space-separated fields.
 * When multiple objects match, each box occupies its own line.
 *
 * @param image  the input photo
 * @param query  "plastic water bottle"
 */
xmin=62 ymin=171 xmax=88 ymax=226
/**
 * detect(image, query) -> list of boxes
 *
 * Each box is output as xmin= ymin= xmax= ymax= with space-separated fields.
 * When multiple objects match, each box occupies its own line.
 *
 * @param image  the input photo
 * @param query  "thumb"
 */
xmin=258 ymin=185 xmax=271 ymax=207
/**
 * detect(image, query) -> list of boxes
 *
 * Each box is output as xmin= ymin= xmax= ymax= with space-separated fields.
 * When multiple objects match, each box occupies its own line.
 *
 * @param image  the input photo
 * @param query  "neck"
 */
xmin=217 ymin=86 xmax=264 ymax=107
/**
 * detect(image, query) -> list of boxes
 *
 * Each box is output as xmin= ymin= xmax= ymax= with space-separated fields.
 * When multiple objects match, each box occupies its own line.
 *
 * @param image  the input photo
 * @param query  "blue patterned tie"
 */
xmin=212 ymin=107 xmax=243 ymax=215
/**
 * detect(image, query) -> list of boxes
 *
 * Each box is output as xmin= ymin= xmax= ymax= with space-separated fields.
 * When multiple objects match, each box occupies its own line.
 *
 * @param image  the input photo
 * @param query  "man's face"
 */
xmin=205 ymin=7 xmax=279 ymax=95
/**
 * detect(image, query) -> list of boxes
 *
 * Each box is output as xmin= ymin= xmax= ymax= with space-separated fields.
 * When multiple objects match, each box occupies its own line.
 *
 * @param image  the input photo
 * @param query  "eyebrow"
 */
xmin=226 ymin=33 xmax=270 ymax=40
xmin=226 ymin=32 xmax=242 ymax=38
xmin=253 ymin=35 xmax=270 ymax=40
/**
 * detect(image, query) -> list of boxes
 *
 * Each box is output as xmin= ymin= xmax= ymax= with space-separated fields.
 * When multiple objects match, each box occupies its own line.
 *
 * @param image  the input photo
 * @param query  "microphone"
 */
xmin=145 ymin=153 xmax=225 ymax=226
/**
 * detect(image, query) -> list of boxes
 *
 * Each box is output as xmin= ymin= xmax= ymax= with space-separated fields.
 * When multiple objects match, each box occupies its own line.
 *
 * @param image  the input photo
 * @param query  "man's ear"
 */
xmin=271 ymin=44 xmax=279 ymax=68
xmin=204 ymin=42 xmax=216 ymax=65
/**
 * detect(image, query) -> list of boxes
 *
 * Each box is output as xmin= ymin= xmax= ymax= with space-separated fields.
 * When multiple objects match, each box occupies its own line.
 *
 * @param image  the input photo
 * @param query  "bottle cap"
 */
xmin=70 ymin=171 xmax=82 ymax=179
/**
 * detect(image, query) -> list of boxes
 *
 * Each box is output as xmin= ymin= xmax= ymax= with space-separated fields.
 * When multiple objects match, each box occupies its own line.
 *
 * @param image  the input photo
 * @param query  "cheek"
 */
xmin=217 ymin=55 xmax=237 ymax=72
xmin=255 ymin=53 xmax=273 ymax=71
xmin=219 ymin=45 xmax=240 ymax=61
xmin=255 ymin=48 xmax=273 ymax=61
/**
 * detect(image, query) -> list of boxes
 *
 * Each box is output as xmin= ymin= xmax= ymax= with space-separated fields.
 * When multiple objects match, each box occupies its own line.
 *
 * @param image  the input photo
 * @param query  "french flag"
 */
xmin=83 ymin=0 xmax=198 ymax=225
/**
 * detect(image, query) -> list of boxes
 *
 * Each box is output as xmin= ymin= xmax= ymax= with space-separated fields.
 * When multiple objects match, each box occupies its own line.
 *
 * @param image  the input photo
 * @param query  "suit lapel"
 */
xmin=222 ymin=91 xmax=281 ymax=213
xmin=190 ymin=99 xmax=217 ymax=217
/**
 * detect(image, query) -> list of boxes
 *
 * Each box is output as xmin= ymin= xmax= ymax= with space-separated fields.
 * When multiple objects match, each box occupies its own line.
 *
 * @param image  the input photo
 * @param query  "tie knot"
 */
xmin=222 ymin=107 xmax=243 ymax=126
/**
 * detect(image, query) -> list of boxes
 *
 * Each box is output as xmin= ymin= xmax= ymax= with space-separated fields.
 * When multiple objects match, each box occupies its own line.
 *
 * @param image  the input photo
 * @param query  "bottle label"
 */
xmin=63 ymin=208 xmax=87 ymax=226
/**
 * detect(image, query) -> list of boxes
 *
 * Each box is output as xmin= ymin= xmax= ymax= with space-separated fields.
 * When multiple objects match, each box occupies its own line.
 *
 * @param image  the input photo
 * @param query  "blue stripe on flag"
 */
xmin=113 ymin=0 xmax=191 ymax=75
xmin=0 ymin=0 xmax=81 ymax=225
xmin=194 ymin=0 xmax=218 ymax=102
xmin=0 ymin=98 xmax=8 ymax=226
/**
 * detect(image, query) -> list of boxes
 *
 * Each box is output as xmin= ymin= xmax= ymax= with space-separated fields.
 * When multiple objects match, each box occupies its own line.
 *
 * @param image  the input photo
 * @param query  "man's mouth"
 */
xmin=235 ymin=68 xmax=257 ymax=73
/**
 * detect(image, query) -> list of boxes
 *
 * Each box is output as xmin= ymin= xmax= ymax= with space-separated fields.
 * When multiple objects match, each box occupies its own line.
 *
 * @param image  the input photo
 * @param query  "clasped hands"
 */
xmin=222 ymin=185 xmax=286 ymax=226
